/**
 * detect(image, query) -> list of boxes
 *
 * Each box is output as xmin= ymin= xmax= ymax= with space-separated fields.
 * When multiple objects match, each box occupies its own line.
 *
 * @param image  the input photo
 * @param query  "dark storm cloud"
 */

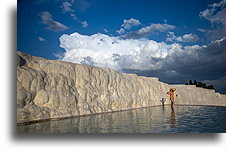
xmin=166 ymin=40 xmax=225 ymax=80
xmin=123 ymin=39 xmax=225 ymax=93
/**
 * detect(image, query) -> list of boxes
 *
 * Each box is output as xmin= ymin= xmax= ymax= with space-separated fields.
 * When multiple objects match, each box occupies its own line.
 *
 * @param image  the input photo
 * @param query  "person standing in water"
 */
xmin=167 ymin=88 xmax=176 ymax=105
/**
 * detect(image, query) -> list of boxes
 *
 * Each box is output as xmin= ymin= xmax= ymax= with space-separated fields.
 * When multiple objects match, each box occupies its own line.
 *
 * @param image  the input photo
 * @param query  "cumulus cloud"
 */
xmin=121 ymin=18 xmax=141 ymax=29
xmin=199 ymin=0 xmax=226 ymax=41
xmin=124 ymin=23 xmax=175 ymax=39
xmin=40 ymin=11 xmax=68 ymax=32
xmin=59 ymin=32 xmax=179 ymax=71
xmin=116 ymin=18 xmax=141 ymax=34
xmin=58 ymin=32 xmax=225 ymax=93
xmin=38 ymin=37 xmax=46 ymax=42
xmin=166 ymin=32 xmax=199 ymax=43
xmin=116 ymin=19 xmax=174 ymax=38
xmin=58 ymin=32 xmax=205 ymax=72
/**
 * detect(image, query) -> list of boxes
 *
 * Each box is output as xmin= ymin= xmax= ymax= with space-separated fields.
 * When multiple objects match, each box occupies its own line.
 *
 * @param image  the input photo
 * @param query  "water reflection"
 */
xmin=17 ymin=105 xmax=225 ymax=133
xmin=170 ymin=104 xmax=176 ymax=128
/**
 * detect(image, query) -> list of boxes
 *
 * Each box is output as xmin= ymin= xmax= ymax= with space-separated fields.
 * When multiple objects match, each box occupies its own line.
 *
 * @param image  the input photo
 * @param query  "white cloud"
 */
xmin=199 ymin=0 xmax=226 ymax=24
xmin=117 ymin=19 xmax=174 ymax=38
xmin=116 ymin=18 xmax=141 ymax=34
xmin=210 ymin=9 xmax=225 ymax=24
xmin=40 ymin=11 xmax=68 ymax=32
xmin=61 ymin=1 xmax=74 ymax=13
xmin=38 ymin=37 xmax=46 ymax=42
xmin=124 ymin=23 xmax=175 ymax=39
xmin=104 ymin=29 xmax=108 ymax=32
xmin=138 ymin=23 xmax=175 ymax=34
xmin=197 ymin=28 xmax=206 ymax=32
xmin=61 ymin=1 xmax=77 ymax=20
xmin=81 ymin=21 xmax=88 ymax=28
xmin=210 ymin=0 xmax=226 ymax=7
xmin=121 ymin=18 xmax=141 ymax=30
xmin=198 ymin=0 xmax=225 ymax=44
xmin=184 ymin=45 xmax=207 ymax=50
xmin=211 ymin=37 xmax=226 ymax=44
xmin=59 ymin=32 xmax=183 ymax=71
xmin=166 ymin=32 xmax=199 ymax=43
xmin=200 ymin=9 xmax=212 ymax=19
xmin=61 ymin=1 xmax=88 ymax=28
xmin=58 ymin=32 xmax=225 ymax=92
xmin=199 ymin=0 xmax=226 ymax=42
xmin=182 ymin=34 xmax=199 ymax=42
xmin=70 ymin=13 xmax=77 ymax=20
xmin=116 ymin=28 xmax=125 ymax=34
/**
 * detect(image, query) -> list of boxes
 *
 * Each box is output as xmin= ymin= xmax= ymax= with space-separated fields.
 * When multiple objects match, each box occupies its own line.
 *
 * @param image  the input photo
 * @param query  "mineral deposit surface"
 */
xmin=16 ymin=51 xmax=225 ymax=124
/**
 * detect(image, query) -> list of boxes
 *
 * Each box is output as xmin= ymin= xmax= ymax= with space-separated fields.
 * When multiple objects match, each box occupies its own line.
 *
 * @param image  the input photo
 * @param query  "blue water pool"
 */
xmin=17 ymin=105 xmax=225 ymax=133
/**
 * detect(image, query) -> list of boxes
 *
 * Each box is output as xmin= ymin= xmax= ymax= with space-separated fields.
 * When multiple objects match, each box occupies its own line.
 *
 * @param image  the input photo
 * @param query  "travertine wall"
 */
xmin=16 ymin=51 xmax=225 ymax=124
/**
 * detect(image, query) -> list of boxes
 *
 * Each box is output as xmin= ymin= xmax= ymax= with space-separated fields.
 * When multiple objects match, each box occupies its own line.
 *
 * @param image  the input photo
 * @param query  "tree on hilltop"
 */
xmin=186 ymin=80 xmax=215 ymax=91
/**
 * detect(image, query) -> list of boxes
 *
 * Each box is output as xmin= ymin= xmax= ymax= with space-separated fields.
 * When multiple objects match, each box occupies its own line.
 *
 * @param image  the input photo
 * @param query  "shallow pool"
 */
xmin=17 ymin=105 xmax=225 ymax=133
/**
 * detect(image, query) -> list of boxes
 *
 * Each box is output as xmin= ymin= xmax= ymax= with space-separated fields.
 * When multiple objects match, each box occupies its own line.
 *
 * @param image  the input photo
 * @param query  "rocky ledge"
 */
xmin=16 ymin=51 xmax=225 ymax=124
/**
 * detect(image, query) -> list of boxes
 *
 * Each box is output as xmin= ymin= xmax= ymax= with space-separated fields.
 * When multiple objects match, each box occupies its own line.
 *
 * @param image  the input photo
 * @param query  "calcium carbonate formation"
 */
xmin=16 ymin=51 xmax=225 ymax=124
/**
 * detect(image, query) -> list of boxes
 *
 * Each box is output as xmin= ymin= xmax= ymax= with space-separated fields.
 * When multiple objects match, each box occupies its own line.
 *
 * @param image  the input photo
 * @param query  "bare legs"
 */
xmin=170 ymin=98 xmax=174 ymax=105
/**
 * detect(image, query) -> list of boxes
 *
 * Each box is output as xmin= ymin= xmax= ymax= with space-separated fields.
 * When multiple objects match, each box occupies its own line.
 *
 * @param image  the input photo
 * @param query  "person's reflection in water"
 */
xmin=170 ymin=104 xmax=177 ymax=128
xmin=162 ymin=104 xmax=165 ymax=112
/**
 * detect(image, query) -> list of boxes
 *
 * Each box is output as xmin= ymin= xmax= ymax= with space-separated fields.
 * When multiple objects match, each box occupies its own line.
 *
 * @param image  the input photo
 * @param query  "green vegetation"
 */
xmin=186 ymin=80 xmax=215 ymax=91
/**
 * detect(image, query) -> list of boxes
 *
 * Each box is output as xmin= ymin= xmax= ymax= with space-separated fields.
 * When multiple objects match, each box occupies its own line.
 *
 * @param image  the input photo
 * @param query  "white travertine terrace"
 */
xmin=16 ymin=51 xmax=225 ymax=124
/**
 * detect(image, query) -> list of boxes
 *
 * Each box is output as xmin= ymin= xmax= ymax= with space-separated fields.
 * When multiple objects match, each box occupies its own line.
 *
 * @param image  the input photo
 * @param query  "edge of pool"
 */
xmin=17 ymin=104 xmax=226 ymax=126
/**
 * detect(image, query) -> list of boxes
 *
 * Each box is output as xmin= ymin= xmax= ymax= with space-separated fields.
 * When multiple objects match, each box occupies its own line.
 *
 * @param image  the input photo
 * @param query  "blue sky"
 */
xmin=18 ymin=0 xmax=217 ymax=58
xmin=17 ymin=0 xmax=225 ymax=93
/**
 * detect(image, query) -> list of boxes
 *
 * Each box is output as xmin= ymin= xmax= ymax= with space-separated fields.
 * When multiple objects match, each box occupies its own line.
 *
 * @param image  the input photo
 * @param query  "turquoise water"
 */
xmin=17 ymin=105 xmax=225 ymax=133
